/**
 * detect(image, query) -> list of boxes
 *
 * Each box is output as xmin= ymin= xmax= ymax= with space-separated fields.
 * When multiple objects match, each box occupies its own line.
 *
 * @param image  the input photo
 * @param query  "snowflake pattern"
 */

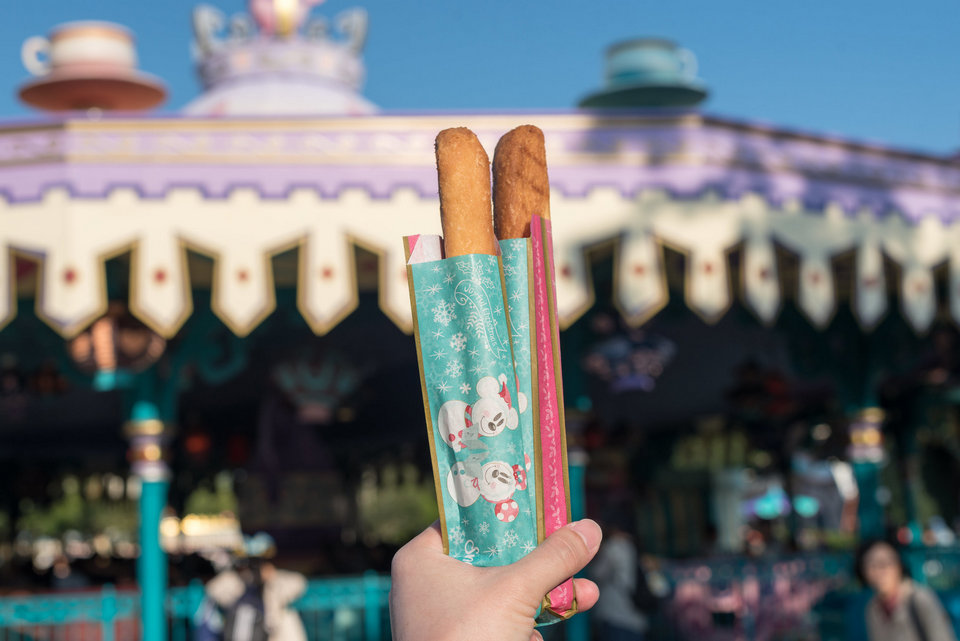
xmin=425 ymin=284 xmax=442 ymax=295
xmin=437 ymin=380 xmax=451 ymax=393
xmin=445 ymin=359 xmax=464 ymax=378
xmin=484 ymin=545 xmax=501 ymax=558
xmin=503 ymin=530 xmax=520 ymax=549
xmin=468 ymin=348 xmax=479 ymax=358
xmin=449 ymin=526 xmax=465 ymax=545
xmin=430 ymin=348 xmax=446 ymax=361
xmin=433 ymin=301 xmax=456 ymax=326
xmin=460 ymin=382 xmax=471 ymax=395
xmin=470 ymin=363 xmax=485 ymax=377
xmin=449 ymin=333 xmax=467 ymax=352
xmin=521 ymin=541 xmax=536 ymax=554
xmin=478 ymin=521 xmax=490 ymax=535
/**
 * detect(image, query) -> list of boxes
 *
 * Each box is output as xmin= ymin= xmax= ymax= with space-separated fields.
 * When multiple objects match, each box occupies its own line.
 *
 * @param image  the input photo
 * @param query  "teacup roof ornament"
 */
xmin=18 ymin=21 xmax=166 ymax=112
xmin=579 ymin=38 xmax=708 ymax=109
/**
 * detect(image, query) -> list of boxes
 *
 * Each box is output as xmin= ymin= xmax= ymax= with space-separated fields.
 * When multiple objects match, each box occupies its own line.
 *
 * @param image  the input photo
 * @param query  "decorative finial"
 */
xmin=249 ymin=0 xmax=324 ymax=37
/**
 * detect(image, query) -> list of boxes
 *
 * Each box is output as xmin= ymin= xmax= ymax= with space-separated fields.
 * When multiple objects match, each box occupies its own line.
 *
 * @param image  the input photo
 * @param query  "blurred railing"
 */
xmin=0 ymin=584 xmax=139 ymax=641
xmin=0 ymin=549 xmax=958 ymax=641
xmin=167 ymin=571 xmax=392 ymax=641
xmin=0 ymin=572 xmax=391 ymax=641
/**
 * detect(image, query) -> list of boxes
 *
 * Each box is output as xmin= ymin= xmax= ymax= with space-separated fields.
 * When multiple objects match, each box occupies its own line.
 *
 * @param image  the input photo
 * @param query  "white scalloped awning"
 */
xmin=3 ymin=186 xmax=960 ymax=339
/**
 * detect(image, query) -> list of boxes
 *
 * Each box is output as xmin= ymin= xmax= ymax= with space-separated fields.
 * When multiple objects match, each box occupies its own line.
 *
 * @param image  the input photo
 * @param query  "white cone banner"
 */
xmin=0 ymin=241 xmax=10 ymax=331
xmin=130 ymin=230 xmax=190 ymax=338
xmin=798 ymin=255 xmax=836 ymax=328
xmin=854 ymin=234 xmax=887 ymax=329
xmin=882 ymin=215 xmax=947 ymax=333
xmin=743 ymin=236 xmax=779 ymax=324
xmin=652 ymin=193 xmax=741 ymax=322
xmin=771 ymin=204 xmax=860 ymax=328
xmin=950 ymin=242 xmax=960 ymax=327
xmin=552 ymin=187 xmax=636 ymax=325
xmin=617 ymin=229 xmax=667 ymax=324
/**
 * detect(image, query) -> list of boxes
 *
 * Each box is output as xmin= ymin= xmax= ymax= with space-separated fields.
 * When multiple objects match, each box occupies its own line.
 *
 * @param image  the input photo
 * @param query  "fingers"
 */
xmin=529 ymin=631 xmax=544 ymax=641
xmin=405 ymin=520 xmax=443 ymax=550
xmin=391 ymin=521 xmax=442 ymax=577
xmin=571 ymin=577 xmax=600 ymax=612
xmin=511 ymin=519 xmax=602 ymax=598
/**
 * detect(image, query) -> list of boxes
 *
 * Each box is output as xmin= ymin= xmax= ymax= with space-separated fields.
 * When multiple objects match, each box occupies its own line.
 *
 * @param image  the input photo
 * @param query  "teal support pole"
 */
xmin=139 ymin=477 xmax=169 ymax=641
xmin=125 ymin=379 xmax=172 ymax=641
xmin=853 ymin=462 xmax=884 ymax=539
xmin=566 ymin=449 xmax=589 ymax=641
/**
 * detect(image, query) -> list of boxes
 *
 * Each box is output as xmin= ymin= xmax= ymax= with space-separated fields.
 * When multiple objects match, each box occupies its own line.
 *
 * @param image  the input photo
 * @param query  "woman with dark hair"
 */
xmin=856 ymin=539 xmax=956 ymax=641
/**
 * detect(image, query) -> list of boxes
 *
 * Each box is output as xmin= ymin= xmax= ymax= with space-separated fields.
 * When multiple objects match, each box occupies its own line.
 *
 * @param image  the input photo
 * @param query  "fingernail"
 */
xmin=568 ymin=519 xmax=602 ymax=553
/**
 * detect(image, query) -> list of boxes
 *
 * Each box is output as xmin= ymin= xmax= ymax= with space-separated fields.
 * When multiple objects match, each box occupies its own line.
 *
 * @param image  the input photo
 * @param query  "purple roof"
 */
xmin=0 ymin=110 xmax=955 ymax=223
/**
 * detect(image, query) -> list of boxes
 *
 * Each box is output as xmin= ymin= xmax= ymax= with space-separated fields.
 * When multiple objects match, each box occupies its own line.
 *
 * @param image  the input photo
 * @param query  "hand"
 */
xmin=389 ymin=519 xmax=602 ymax=641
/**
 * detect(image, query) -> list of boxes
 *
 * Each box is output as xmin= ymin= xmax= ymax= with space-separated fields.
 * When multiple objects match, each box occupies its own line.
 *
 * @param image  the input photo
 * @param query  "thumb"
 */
xmin=512 ymin=519 xmax=602 ymax=598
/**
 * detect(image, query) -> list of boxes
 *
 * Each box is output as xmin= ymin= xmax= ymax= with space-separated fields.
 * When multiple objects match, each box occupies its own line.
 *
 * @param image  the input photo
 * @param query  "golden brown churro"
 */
xmin=435 ymin=127 xmax=497 ymax=257
xmin=493 ymin=124 xmax=551 ymax=240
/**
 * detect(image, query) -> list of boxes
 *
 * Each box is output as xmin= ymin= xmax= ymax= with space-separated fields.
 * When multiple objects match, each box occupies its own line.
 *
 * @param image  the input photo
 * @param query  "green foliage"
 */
xmin=183 ymin=472 xmax=238 ymax=516
xmin=357 ymin=463 xmax=438 ymax=546
xmin=15 ymin=476 xmax=137 ymax=540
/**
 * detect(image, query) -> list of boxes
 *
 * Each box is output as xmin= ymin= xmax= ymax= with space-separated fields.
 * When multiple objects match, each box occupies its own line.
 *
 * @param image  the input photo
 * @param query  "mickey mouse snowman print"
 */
xmin=439 ymin=373 xmax=531 ymax=524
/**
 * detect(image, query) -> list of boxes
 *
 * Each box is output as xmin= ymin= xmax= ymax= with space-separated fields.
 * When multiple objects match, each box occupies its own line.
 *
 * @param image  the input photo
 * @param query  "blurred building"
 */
xmin=1 ymin=1 xmax=960 ymax=639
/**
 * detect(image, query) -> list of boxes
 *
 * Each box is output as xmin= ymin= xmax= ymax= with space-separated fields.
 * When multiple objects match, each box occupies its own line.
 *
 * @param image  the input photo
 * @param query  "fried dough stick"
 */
xmin=436 ymin=127 xmax=497 ymax=257
xmin=493 ymin=124 xmax=550 ymax=240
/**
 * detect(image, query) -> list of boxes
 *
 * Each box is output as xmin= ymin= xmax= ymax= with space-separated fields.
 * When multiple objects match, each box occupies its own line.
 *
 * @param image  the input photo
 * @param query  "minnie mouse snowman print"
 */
xmin=439 ymin=374 xmax=531 ymax=523
xmin=438 ymin=374 xmax=527 ymax=451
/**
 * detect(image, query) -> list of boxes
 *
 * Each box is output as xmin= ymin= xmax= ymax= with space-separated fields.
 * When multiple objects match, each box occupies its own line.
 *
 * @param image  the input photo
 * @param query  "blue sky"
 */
xmin=1 ymin=0 xmax=958 ymax=154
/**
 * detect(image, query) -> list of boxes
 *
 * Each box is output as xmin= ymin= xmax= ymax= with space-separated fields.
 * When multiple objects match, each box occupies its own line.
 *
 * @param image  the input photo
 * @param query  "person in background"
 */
xmin=856 ymin=538 xmax=957 ymax=641
xmin=206 ymin=533 xmax=308 ymax=641
xmin=589 ymin=511 xmax=649 ymax=641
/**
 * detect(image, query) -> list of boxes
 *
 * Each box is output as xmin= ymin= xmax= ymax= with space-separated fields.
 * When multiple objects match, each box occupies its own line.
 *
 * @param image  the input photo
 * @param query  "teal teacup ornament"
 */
xmin=579 ymin=37 xmax=708 ymax=109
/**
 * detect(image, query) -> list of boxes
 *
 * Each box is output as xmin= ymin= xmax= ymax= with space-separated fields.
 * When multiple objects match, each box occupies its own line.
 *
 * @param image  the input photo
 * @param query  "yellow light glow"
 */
xmin=274 ymin=0 xmax=298 ymax=36
xmin=160 ymin=517 xmax=180 ymax=539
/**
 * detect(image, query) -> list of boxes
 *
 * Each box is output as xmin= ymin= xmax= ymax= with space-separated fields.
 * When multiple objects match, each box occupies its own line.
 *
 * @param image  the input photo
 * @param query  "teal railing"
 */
xmin=0 ymin=572 xmax=391 ymax=641
xmin=0 ymin=583 xmax=139 ymax=641
xmin=167 ymin=572 xmax=392 ymax=641
xmin=1 ymin=549 xmax=958 ymax=641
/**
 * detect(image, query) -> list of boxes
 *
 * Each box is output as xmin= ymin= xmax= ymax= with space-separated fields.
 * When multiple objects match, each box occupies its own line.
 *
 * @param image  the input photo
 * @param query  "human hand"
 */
xmin=389 ymin=519 xmax=602 ymax=641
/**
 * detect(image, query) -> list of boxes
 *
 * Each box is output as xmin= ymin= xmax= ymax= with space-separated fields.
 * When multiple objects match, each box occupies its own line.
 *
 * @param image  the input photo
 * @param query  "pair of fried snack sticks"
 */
xmin=436 ymin=125 xmax=550 ymax=257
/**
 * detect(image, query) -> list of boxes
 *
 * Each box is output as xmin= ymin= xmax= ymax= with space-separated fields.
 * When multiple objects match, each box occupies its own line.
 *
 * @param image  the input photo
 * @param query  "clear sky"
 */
xmin=1 ymin=0 xmax=958 ymax=155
